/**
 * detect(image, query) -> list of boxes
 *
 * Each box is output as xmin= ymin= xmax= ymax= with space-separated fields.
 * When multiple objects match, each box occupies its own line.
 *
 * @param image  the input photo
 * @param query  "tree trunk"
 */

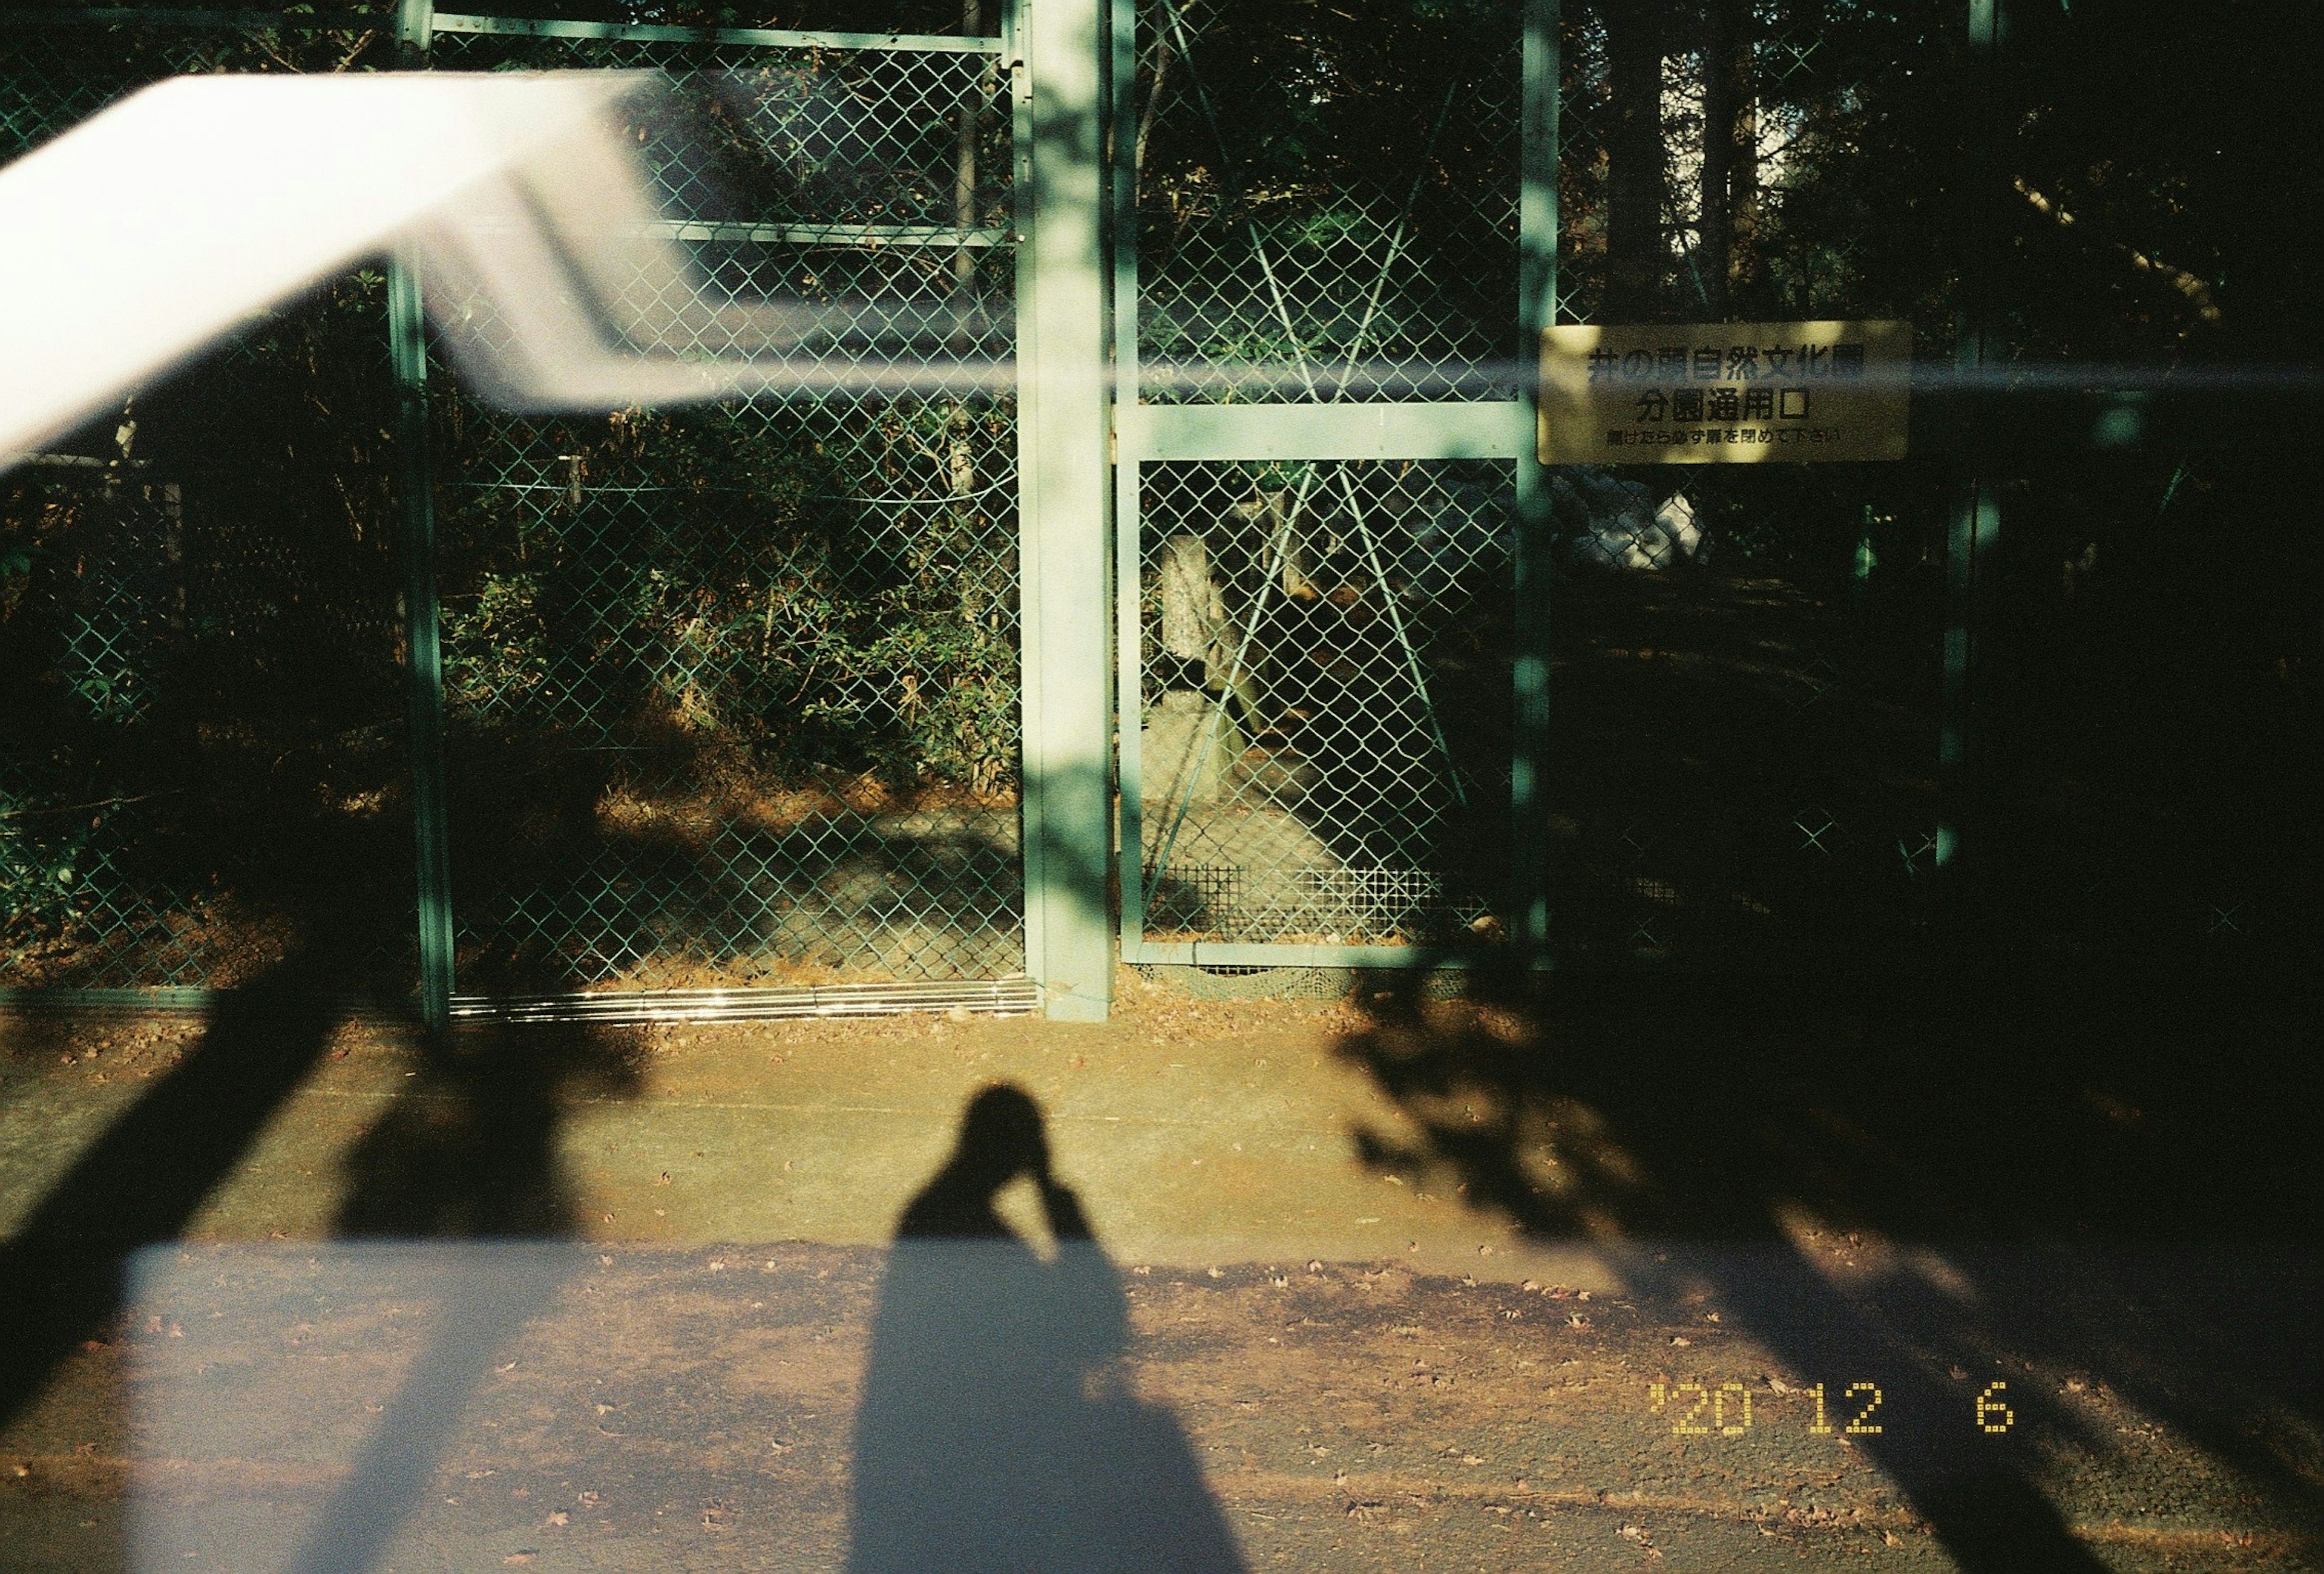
xmin=1727 ymin=5 xmax=1760 ymax=310
xmin=1699 ymin=0 xmax=1739 ymax=318
xmin=1606 ymin=0 xmax=1668 ymax=318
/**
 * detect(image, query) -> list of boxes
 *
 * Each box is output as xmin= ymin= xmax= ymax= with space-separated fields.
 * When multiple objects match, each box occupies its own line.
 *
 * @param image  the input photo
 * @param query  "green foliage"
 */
xmin=436 ymin=393 xmax=1020 ymax=797
xmin=0 ymin=772 xmax=99 ymax=967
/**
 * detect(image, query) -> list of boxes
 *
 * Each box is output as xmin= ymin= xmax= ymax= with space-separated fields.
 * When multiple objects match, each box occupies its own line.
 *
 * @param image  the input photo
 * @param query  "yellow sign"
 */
xmin=1538 ymin=320 xmax=1911 ymax=465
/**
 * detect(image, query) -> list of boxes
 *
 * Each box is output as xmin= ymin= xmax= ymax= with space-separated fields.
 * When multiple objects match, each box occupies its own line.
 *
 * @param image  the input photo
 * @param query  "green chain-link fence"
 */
xmin=1122 ymin=0 xmax=1525 ymax=959
xmin=422 ymin=18 xmax=1023 ymax=992
xmin=7 ymin=2 xmax=2311 ymax=1003
xmin=2 ymin=13 xmax=416 ymax=997
xmin=2 ymin=5 xmax=1027 ymax=1005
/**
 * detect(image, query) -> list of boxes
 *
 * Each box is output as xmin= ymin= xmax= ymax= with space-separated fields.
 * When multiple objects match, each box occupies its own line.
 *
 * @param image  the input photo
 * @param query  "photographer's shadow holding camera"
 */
xmin=847 ymin=1083 xmax=1246 ymax=1573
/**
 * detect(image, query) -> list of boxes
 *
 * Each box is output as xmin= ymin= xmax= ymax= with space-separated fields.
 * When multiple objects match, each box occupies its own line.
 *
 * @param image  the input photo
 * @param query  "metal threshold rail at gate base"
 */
xmin=447 ymin=976 xmax=1042 ymax=1025
xmin=1 ymin=979 xmax=1041 ymax=1023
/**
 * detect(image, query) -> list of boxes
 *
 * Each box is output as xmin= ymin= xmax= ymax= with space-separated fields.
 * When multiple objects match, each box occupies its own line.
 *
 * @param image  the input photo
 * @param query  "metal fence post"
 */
xmin=1511 ymin=0 xmax=1560 ymax=971
xmin=1016 ymin=0 xmax=1116 ymax=1019
xmin=1108 ymin=0 xmax=1145 ymax=968
xmin=393 ymin=0 xmax=453 ymax=1030
xmin=1938 ymin=0 xmax=2003 ymax=948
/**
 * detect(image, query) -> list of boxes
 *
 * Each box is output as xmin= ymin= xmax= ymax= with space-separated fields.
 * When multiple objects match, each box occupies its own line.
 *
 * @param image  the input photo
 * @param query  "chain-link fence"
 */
xmin=7 ymin=2 xmax=2310 ymax=1000
xmin=1123 ymin=0 xmax=1524 ymax=957
xmin=422 ymin=21 xmax=1023 ymax=991
xmin=2 ymin=7 xmax=1026 ymax=1002
xmin=2 ymin=13 xmax=416 ymax=996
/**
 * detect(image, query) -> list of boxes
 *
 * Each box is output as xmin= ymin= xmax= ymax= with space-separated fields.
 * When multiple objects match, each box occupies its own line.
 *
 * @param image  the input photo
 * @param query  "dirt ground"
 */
xmin=2 ymin=968 xmax=2318 ymax=1572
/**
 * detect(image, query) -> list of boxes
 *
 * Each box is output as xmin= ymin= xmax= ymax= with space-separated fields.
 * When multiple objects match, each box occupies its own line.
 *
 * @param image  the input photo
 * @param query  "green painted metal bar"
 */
xmin=1110 ymin=0 xmax=1148 ymax=968
xmin=0 ymin=9 xmax=382 ymax=28
xmin=1512 ymin=0 xmax=1560 ymax=967
xmin=1938 ymin=0 xmax=2004 ymax=920
xmin=1119 ymin=401 xmax=1529 ymax=462
xmin=432 ymin=13 xmax=1005 ymax=53
xmin=1016 ymin=0 xmax=1115 ymax=1020
xmin=393 ymin=0 xmax=453 ymax=1032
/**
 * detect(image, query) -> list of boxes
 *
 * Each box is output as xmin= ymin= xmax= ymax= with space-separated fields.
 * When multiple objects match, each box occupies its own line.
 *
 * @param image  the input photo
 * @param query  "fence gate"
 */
xmin=1113 ymin=0 xmax=1537 ymax=970
xmin=2 ymin=5 xmax=1037 ymax=1015
xmin=1113 ymin=0 xmax=1965 ymax=977
xmin=415 ymin=11 xmax=1028 ymax=1002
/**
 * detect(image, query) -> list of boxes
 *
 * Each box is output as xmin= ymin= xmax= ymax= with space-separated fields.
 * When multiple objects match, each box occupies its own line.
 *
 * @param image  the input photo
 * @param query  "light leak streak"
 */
xmin=0 ymin=71 xmax=1005 ymax=464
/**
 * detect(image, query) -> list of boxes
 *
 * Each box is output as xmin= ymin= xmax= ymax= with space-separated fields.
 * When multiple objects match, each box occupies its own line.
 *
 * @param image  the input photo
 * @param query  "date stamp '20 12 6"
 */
xmin=1648 ymin=1380 xmax=2016 ymax=1438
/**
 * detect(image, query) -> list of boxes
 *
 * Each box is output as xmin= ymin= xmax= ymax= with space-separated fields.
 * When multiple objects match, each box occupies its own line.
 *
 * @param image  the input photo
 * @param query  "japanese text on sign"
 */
xmin=1539 ymin=320 xmax=1911 ymax=465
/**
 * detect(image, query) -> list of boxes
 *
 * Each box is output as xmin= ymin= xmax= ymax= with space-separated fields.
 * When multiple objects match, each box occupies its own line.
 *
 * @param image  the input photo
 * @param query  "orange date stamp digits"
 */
xmin=1648 ymin=1380 xmax=1754 ymax=1435
xmin=1647 ymin=1380 xmax=2015 ymax=1436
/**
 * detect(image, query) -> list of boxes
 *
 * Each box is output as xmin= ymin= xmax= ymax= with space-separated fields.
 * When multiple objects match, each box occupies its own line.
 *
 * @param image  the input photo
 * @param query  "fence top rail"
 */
xmin=0 ymin=8 xmax=386 ymax=28
xmin=0 ymin=10 xmax=1006 ymax=53
xmin=433 ymin=13 xmax=1005 ymax=53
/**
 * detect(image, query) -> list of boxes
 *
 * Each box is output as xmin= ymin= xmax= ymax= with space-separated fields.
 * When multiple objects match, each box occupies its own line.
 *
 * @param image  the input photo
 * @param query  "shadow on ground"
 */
xmin=849 ymin=1083 xmax=1246 ymax=1573
xmin=0 ymin=947 xmax=645 ymax=1573
xmin=1330 ymin=963 xmax=2323 ymax=1570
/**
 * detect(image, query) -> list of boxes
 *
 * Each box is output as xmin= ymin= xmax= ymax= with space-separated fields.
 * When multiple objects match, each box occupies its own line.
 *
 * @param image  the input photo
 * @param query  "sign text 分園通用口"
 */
xmin=1539 ymin=321 xmax=1911 ymax=465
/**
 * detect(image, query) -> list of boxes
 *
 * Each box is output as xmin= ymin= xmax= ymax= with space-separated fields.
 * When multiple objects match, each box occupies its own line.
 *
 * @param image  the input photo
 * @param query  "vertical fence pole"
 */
xmin=393 ymin=0 xmax=453 ymax=1030
xmin=1016 ymin=0 xmax=1116 ymax=1019
xmin=1511 ymin=0 xmax=1561 ymax=970
xmin=1938 ymin=0 xmax=2003 ymax=954
xmin=1109 ymin=0 xmax=1146 ymax=964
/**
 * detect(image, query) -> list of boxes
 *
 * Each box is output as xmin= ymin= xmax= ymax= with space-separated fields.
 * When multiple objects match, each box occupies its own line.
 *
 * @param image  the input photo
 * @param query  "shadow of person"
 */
xmin=847 ymin=1084 xmax=1246 ymax=1574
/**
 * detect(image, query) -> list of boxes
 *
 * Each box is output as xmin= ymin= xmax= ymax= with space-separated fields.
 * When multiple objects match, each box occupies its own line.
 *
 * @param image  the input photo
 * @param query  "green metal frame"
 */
xmin=1015 ymin=0 xmax=1116 ymax=1018
xmin=1511 ymin=0 xmax=1559 ymax=969
xmin=1109 ymin=0 xmax=1538 ymax=972
xmin=1937 ymin=0 xmax=2005 ymax=921
xmin=5 ymin=0 xmax=2047 ymax=1012
xmin=0 ymin=0 xmax=1059 ymax=1018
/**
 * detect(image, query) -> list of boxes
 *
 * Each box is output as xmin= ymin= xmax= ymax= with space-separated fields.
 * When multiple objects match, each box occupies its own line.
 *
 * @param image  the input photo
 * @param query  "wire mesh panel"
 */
xmin=425 ymin=24 xmax=1023 ymax=991
xmin=1536 ymin=0 xmax=1955 ymax=968
xmin=1134 ymin=0 xmax=1523 ymax=404
xmin=1 ymin=16 xmax=416 ymax=997
xmin=1137 ymin=459 xmax=1513 ymax=946
xmin=1122 ymin=0 xmax=1524 ymax=962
